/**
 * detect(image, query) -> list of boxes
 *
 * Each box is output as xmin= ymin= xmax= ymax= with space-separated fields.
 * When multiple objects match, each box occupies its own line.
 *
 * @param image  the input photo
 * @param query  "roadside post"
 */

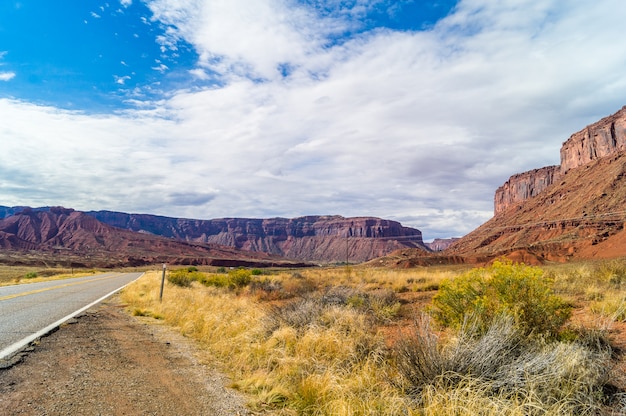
xmin=159 ymin=263 xmax=166 ymax=302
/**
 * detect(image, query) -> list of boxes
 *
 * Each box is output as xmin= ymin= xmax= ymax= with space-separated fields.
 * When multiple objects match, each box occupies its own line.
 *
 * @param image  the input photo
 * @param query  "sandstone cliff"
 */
xmin=86 ymin=212 xmax=428 ymax=263
xmin=450 ymin=150 xmax=626 ymax=263
xmin=494 ymin=166 xmax=561 ymax=214
xmin=494 ymin=106 xmax=626 ymax=214
xmin=447 ymin=105 xmax=626 ymax=264
xmin=560 ymin=106 xmax=626 ymax=172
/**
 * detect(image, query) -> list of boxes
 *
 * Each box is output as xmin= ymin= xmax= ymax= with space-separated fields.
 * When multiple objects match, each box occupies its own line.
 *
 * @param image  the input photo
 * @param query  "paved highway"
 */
xmin=0 ymin=272 xmax=142 ymax=360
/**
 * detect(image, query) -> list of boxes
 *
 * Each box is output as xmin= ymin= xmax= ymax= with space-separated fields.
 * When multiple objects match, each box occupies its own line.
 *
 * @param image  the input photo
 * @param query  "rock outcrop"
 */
xmin=425 ymin=238 xmax=460 ymax=252
xmin=86 ymin=212 xmax=428 ymax=263
xmin=494 ymin=166 xmax=561 ymax=214
xmin=560 ymin=106 xmax=626 ymax=172
xmin=494 ymin=106 xmax=626 ymax=214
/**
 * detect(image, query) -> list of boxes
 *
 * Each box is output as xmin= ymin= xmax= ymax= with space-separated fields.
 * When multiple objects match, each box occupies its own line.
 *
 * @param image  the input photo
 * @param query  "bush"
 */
xmin=167 ymin=269 xmax=204 ymax=287
xmin=228 ymin=269 xmax=252 ymax=288
xmin=394 ymin=314 xmax=614 ymax=413
xmin=199 ymin=269 xmax=253 ymax=289
xmin=431 ymin=259 xmax=571 ymax=337
xmin=24 ymin=272 xmax=38 ymax=279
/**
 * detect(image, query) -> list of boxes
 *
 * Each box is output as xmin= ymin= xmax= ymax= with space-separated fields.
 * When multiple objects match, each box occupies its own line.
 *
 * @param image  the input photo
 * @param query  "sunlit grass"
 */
xmin=120 ymin=261 xmax=626 ymax=415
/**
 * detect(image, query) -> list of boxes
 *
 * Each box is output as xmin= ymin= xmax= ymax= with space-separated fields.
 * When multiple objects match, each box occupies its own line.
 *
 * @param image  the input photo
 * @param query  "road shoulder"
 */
xmin=0 ymin=295 xmax=252 ymax=415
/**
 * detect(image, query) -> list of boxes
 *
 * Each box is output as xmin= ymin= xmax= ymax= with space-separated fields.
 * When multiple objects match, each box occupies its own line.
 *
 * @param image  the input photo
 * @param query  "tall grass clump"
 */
xmin=431 ymin=259 xmax=571 ymax=337
xmin=394 ymin=314 xmax=616 ymax=415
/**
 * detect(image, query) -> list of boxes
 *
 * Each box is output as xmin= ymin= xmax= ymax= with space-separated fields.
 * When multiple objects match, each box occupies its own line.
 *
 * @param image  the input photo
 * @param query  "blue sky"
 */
xmin=0 ymin=1 xmax=455 ymax=110
xmin=1 ymin=0 xmax=626 ymax=241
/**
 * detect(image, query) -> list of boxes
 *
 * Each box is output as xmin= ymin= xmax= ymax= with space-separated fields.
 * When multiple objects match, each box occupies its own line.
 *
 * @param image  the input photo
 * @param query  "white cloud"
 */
xmin=151 ymin=63 xmax=169 ymax=72
xmin=120 ymin=0 xmax=132 ymax=7
xmin=3 ymin=0 xmax=626 ymax=240
xmin=114 ymin=75 xmax=131 ymax=84
xmin=0 ymin=72 xmax=15 ymax=81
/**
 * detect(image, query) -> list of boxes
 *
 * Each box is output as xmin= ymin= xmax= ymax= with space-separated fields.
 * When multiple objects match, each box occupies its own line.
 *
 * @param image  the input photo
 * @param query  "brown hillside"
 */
xmin=448 ymin=151 xmax=626 ymax=263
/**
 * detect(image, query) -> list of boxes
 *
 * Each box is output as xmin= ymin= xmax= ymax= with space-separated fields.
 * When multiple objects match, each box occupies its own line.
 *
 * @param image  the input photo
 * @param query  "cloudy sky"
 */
xmin=0 ymin=0 xmax=625 ymax=241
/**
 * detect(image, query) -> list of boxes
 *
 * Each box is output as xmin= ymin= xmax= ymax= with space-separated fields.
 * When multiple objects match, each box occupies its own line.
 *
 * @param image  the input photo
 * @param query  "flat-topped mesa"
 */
xmin=560 ymin=106 xmax=626 ymax=172
xmin=494 ymin=106 xmax=626 ymax=215
xmin=494 ymin=166 xmax=561 ymax=215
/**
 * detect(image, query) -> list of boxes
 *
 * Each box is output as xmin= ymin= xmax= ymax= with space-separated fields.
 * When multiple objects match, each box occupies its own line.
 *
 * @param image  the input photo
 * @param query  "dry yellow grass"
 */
xmin=120 ymin=262 xmax=625 ymax=415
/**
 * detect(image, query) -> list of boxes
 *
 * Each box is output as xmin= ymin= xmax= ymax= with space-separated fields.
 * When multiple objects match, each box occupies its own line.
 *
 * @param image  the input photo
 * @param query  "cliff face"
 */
xmin=494 ymin=106 xmax=626 ymax=214
xmin=449 ymin=105 xmax=626 ymax=264
xmin=86 ymin=212 xmax=427 ymax=263
xmin=494 ymin=166 xmax=561 ymax=214
xmin=560 ymin=106 xmax=626 ymax=172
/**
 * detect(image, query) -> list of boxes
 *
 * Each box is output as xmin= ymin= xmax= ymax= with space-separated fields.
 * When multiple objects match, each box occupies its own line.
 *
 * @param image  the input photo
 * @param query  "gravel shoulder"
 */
xmin=0 ymin=295 xmax=253 ymax=415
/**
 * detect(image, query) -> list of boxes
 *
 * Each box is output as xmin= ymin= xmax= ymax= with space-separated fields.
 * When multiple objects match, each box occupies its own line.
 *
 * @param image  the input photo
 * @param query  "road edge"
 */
xmin=0 ymin=272 xmax=144 ymax=364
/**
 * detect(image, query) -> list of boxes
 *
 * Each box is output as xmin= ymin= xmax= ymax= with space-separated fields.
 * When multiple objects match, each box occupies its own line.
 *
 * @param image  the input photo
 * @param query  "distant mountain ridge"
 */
xmin=0 ymin=207 xmax=307 ymax=268
xmin=0 ymin=207 xmax=429 ymax=264
xmin=85 ymin=211 xmax=429 ymax=263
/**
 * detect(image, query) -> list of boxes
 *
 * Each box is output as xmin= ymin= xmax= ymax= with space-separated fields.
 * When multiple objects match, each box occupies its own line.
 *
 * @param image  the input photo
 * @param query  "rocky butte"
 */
xmin=448 ymin=105 xmax=626 ymax=263
xmin=494 ymin=106 xmax=626 ymax=214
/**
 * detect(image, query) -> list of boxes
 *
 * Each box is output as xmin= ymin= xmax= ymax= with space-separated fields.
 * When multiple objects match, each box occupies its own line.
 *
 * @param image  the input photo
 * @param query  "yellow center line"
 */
xmin=0 ymin=275 xmax=121 ymax=302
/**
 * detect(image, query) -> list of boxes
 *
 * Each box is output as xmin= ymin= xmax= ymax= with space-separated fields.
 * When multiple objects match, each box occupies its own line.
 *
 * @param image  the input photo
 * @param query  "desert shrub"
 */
xmin=198 ymin=273 xmax=230 ymax=288
xmin=265 ymin=297 xmax=326 ymax=333
xmin=228 ymin=269 xmax=252 ymax=288
xmin=167 ymin=269 xmax=200 ymax=287
xmin=167 ymin=268 xmax=207 ymax=287
xmin=394 ymin=314 xmax=614 ymax=414
xmin=249 ymin=278 xmax=285 ymax=301
xmin=597 ymin=258 xmax=626 ymax=286
xmin=24 ymin=272 xmax=38 ymax=279
xmin=431 ymin=259 xmax=571 ymax=337
xmin=264 ymin=287 xmax=400 ymax=334
xmin=199 ymin=269 xmax=253 ymax=289
xmin=216 ymin=266 xmax=227 ymax=273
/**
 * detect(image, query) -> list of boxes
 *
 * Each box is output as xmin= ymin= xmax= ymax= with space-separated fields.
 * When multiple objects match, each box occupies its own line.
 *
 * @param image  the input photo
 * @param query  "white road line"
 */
xmin=0 ymin=273 xmax=143 ymax=361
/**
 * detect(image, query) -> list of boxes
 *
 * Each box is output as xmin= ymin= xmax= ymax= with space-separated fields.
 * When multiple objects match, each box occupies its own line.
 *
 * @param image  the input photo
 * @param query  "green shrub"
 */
xmin=24 ymin=272 xmax=38 ymax=279
xmin=167 ymin=269 xmax=204 ymax=287
xmin=198 ymin=273 xmax=230 ymax=288
xmin=228 ymin=269 xmax=252 ymax=288
xmin=199 ymin=269 xmax=253 ymax=289
xmin=431 ymin=259 xmax=571 ymax=337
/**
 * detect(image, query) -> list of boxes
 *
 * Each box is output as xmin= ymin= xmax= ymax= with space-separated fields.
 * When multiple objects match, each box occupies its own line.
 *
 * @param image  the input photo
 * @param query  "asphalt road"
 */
xmin=0 ymin=272 xmax=142 ymax=360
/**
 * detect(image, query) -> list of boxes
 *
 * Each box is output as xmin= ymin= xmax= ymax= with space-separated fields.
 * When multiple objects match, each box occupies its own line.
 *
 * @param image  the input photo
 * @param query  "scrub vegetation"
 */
xmin=121 ymin=260 xmax=626 ymax=415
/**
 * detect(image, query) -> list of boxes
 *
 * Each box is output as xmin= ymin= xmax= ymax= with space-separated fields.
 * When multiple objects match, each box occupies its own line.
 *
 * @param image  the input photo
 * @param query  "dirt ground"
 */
xmin=0 ymin=295 xmax=253 ymax=416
